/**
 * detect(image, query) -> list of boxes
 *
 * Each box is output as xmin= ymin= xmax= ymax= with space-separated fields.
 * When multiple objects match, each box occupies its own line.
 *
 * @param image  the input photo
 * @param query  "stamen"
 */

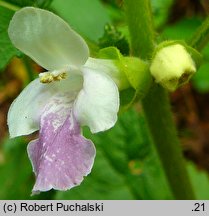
xmin=39 ymin=71 xmax=67 ymax=84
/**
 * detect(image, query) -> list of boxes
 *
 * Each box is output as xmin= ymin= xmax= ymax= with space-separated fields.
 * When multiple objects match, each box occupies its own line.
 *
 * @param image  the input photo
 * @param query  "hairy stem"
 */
xmin=124 ymin=0 xmax=155 ymax=59
xmin=124 ymin=0 xmax=195 ymax=199
xmin=142 ymin=85 xmax=195 ymax=199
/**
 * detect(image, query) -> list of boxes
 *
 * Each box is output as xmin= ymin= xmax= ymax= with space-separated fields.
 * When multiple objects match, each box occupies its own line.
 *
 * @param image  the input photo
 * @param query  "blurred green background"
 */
xmin=0 ymin=0 xmax=209 ymax=199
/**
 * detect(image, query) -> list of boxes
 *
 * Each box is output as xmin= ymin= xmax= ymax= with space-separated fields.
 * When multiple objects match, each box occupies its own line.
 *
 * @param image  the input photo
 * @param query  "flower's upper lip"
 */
xmin=8 ymin=7 xmax=90 ymax=71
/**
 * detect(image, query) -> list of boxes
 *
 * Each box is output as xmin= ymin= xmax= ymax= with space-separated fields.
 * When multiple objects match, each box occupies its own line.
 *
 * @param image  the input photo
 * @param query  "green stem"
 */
xmin=124 ymin=0 xmax=155 ymax=59
xmin=0 ymin=0 xmax=19 ymax=11
xmin=143 ymin=85 xmax=195 ymax=199
xmin=124 ymin=0 xmax=195 ymax=199
xmin=189 ymin=17 xmax=209 ymax=51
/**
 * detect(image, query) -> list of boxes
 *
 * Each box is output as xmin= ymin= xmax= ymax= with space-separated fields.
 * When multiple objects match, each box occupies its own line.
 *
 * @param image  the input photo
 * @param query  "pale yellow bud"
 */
xmin=150 ymin=44 xmax=196 ymax=91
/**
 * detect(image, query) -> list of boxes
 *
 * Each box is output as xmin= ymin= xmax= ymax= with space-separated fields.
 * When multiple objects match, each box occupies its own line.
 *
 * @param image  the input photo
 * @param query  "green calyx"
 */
xmin=98 ymin=46 xmax=152 ymax=108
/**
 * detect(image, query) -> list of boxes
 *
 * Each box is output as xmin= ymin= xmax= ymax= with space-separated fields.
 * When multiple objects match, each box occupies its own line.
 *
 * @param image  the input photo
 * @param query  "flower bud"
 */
xmin=150 ymin=44 xmax=196 ymax=91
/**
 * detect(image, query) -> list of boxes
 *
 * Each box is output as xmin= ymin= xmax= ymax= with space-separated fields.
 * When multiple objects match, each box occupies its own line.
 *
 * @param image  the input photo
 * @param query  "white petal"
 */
xmin=8 ymin=7 xmax=89 ymax=70
xmin=73 ymin=68 xmax=119 ymax=133
xmin=85 ymin=57 xmax=130 ymax=89
xmin=8 ymin=74 xmax=83 ymax=138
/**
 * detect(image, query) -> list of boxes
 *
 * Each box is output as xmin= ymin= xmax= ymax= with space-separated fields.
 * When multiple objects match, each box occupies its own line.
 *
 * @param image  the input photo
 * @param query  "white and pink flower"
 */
xmin=8 ymin=7 xmax=119 ymax=194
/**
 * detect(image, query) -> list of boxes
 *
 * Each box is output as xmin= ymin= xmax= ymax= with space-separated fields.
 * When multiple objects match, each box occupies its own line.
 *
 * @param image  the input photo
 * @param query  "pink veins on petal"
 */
xmin=27 ymin=95 xmax=96 ymax=193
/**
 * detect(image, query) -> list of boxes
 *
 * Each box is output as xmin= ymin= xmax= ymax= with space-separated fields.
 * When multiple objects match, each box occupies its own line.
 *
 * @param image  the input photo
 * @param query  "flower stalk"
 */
xmin=124 ymin=0 xmax=195 ymax=199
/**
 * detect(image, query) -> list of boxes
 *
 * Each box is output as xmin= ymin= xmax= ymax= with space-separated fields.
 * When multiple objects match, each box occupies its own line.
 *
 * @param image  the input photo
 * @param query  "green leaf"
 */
xmin=98 ymin=24 xmax=130 ymax=55
xmin=0 ymin=137 xmax=54 ymax=199
xmin=151 ymin=0 xmax=174 ymax=28
xmin=192 ymin=63 xmax=209 ymax=93
xmin=162 ymin=18 xmax=203 ymax=41
xmin=119 ymin=88 xmax=135 ymax=107
xmin=56 ymin=108 xmax=173 ymax=200
xmin=5 ymin=0 xmax=53 ymax=8
xmin=51 ymin=0 xmax=110 ymax=41
xmin=0 ymin=137 xmax=33 ymax=199
xmin=188 ymin=163 xmax=209 ymax=199
xmin=0 ymin=6 xmax=18 ymax=70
